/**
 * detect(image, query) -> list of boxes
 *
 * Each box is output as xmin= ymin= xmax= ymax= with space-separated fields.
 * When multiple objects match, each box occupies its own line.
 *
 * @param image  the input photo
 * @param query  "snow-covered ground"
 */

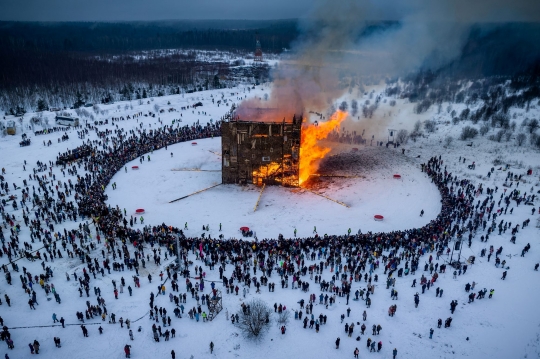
xmin=1 ymin=83 xmax=540 ymax=359
xmin=106 ymin=138 xmax=441 ymax=239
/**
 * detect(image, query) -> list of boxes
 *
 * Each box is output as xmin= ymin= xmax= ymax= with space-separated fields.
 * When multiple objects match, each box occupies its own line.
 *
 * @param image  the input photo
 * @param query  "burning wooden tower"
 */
xmin=221 ymin=112 xmax=302 ymax=187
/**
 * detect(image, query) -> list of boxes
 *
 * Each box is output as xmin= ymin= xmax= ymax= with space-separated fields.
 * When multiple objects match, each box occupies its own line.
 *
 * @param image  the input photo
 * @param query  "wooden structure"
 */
xmin=207 ymin=289 xmax=223 ymax=321
xmin=221 ymin=114 xmax=302 ymax=187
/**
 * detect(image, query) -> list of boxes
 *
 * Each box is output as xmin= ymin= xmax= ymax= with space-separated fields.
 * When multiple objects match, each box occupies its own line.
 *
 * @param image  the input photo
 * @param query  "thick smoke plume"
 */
xmin=236 ymin=0 xmax=540 ymax=123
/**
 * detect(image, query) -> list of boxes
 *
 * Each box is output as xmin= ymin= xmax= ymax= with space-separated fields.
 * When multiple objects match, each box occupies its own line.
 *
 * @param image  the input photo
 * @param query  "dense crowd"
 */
xmin=0 ymin=115 xmax=537 ymax=358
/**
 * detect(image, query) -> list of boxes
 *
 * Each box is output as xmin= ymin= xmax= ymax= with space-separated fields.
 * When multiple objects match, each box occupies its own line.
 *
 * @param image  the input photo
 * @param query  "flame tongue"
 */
xmin=299 ymin=110 xmax=347 ymax=185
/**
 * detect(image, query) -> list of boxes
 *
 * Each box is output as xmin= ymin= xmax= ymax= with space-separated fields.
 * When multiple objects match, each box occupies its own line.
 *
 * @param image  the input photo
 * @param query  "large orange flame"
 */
xmin=299 ymin=110 xmax=348 ymax=185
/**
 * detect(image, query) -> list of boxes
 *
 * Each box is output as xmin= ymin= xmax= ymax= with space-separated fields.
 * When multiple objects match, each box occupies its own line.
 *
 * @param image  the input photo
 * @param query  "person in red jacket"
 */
xmin=124 ymin=344 xmax=131 ymax=358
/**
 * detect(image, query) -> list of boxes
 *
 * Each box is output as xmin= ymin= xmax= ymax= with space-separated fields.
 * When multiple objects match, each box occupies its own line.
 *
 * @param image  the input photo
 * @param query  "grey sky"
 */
xmin=1 ymin=0 xmax=539 ymax=22
xmin=0 ymin=0 xmax=314 ymax=22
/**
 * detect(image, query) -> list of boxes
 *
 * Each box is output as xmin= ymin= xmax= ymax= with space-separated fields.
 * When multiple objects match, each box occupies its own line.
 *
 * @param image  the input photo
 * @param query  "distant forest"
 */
xmin=0 ymin=20 xmax=299 ymax=52
xmin=0 ymin=20 xmax=299 ymax=113
xmin=1 ymin=20 xmax=540 ymax=113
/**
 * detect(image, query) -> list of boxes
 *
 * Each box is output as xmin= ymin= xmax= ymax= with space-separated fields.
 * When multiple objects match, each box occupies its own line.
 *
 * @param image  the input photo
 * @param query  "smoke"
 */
xmin=237 ymin=0 xmax=540 ymax=126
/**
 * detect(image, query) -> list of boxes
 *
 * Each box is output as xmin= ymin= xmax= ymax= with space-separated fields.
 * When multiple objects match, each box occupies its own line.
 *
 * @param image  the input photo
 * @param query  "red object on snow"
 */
xmin=393 ymin=174 xmax=401 ymax=179
xmin=132 ymin=166 xmax=139 ymax=170
xmin=240 ymin=226 xmax=250 ymax=232
xmin=374 ymin=215 xmax=384 ymax=221
xmin=351 ymin=148 xmax=359 ymax=152
xmin=135 ymin=209 xmax=145 ymax=214
xmin=192 ymin=142 xmax=198 ymax=145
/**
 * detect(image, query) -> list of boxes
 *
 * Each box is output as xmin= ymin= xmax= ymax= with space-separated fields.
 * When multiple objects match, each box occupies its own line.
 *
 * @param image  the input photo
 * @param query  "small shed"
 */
xmin=6 ymin=120 xmax=16 ymax=135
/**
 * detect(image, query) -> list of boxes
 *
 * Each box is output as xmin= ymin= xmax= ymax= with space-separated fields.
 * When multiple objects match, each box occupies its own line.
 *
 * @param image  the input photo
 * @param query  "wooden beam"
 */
xmin=169 ymin=183 xmax=222 ymax=203
xmin=171 ymin=169 xmax=221 ymax=172
xmin=302 ymin=188 xmax=350 ymax=208
xmin=310 ymin=174 xmax=363 ymax=179
xmin=253 ymin=183 xmax=266 ymax=212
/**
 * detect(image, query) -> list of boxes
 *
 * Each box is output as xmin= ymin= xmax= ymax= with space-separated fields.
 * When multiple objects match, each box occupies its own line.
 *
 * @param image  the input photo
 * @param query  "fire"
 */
xmin=252 ymin=162 xmax=281 ymax=185
xmin=299 ymin=110 xmax=347 ymax=185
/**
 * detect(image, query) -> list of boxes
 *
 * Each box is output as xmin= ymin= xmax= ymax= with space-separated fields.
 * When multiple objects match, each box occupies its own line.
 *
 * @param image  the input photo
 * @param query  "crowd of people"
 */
xmin=0 ymin=112 xmax=537 ymax=358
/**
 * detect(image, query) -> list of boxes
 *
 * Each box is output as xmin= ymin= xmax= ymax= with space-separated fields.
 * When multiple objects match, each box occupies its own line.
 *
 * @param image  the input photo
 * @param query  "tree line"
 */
xmin=0 ymin=20 xmax=298 ymax=53
xmin=2 ymin=20 xmax=540 ymax=114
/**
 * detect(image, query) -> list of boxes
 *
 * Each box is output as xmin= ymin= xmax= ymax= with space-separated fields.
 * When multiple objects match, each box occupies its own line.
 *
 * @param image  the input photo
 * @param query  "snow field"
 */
xmin=0 ymin=84 xmax=539 ymax=359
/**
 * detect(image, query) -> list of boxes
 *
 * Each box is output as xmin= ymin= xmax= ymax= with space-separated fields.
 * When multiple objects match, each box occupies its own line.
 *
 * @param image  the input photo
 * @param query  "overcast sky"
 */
xmin=1 ymin=0 xmax=540 ymax=22
xmin=0 ymin=0 xmax=315 ymax=22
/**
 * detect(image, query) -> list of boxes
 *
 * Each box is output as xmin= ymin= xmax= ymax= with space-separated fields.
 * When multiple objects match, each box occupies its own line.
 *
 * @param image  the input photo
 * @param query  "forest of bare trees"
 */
xmin=0 ymin=48 xmax=274 ymax=113
xmin=0 ymin=20 xmax=289 ymax=113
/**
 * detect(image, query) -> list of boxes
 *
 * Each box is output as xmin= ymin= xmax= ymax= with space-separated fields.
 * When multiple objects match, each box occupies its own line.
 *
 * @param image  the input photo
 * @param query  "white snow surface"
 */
xmin=107 ymin=138 xmax=441 ymax=239
xmin=0 ymin=84 xmax=539 ymax=359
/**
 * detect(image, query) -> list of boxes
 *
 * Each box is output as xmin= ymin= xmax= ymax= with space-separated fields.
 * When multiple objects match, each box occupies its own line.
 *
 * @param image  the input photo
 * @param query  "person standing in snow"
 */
xmin=124 ymin=344 xmax=131 ymax=358
xmin=33 ymin=340 xmax=40 ymax=354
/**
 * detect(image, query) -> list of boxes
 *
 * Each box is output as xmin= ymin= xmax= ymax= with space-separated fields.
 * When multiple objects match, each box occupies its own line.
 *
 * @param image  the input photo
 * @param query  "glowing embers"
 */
xmin=252 ymin=161 xmax=299 ymax=187
xmin=252 ymin=162 xmax=281 ymax=185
